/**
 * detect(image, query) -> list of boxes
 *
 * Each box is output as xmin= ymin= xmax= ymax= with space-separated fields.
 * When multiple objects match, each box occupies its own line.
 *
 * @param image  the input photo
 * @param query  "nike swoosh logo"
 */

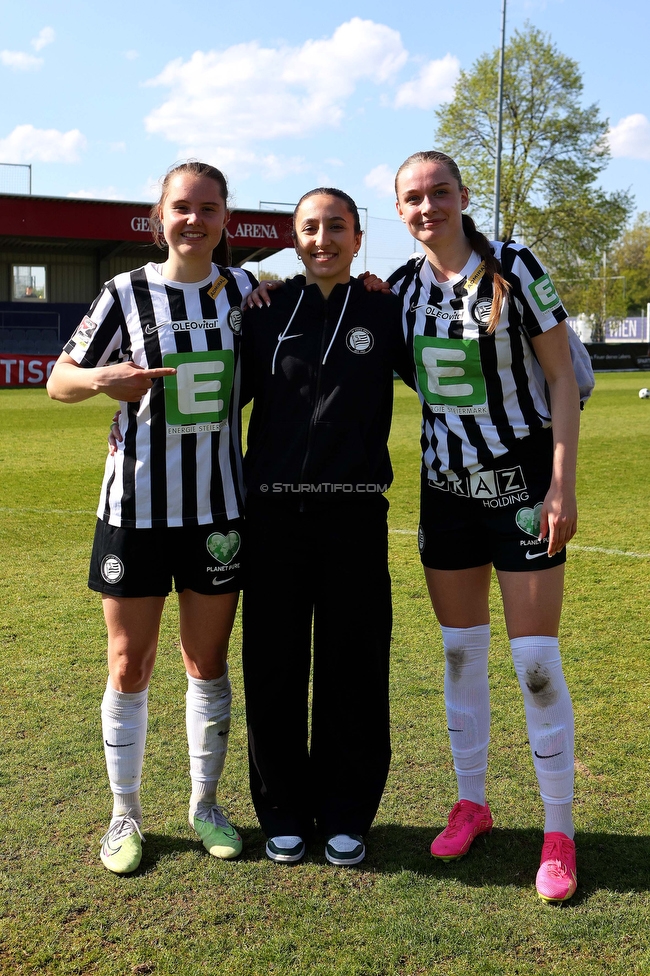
xmin=105 ymin=740 xmax=136 ymax=748
xmin=525 ymin=549 xmax=549 ymax=560
xmin=103 ymin=839 xmax=123 ymax=854
xmin=218 ymin=728 xmax=230 ymax=737
xmin=144 ymin=322 xmax=166 ymax=334
xmin=534 ymin=750 xmax=564 ymax=759
xmin=447 ymin=728 xmax=463 ymax=732
xmin=212 ymin=576 xmax=235 ymax=585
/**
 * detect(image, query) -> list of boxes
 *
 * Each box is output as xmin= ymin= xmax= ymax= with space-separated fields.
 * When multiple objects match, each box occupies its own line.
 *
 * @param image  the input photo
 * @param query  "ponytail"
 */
xmin=211 ymin=230 xmax=231 ymax=268
xmin=461 ymin=214 xmax=510 ymax=334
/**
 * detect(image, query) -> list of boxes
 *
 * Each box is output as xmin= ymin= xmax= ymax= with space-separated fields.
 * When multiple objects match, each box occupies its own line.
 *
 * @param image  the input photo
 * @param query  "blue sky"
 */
xmin=2 ymin=0 xmax=648 ymax=275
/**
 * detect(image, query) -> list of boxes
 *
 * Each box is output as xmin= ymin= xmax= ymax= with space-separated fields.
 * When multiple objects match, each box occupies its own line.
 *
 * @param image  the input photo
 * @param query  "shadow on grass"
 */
xmin=131 ymin=825 xmax=650 ymax=899
xmin=134 ymin=826 xmax=270 ymax=874
xmin=366 ymin=824 xmax=650 ymax=897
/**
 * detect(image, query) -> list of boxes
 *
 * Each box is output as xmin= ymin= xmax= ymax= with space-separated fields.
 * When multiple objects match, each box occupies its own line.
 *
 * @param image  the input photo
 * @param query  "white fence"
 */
xmin=567 ymin=316 xmax=649 ymax=343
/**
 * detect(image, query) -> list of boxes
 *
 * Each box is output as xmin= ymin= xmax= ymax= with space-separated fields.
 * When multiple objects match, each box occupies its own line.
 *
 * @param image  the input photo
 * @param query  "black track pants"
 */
xmin=242 ymin=498 xmax=392 ymax=840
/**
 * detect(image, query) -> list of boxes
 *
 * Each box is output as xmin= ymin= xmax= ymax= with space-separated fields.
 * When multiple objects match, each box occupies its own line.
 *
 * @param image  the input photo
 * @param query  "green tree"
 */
xmin=558 ymin=255 xmax=627 ymax=341
xmin=435 ymin=25 xmax=632 ymax=275
xmin=610 ymin=212 xmax=650 ymax=315
xmin=559 ymin=214 xmax=650 ymax=333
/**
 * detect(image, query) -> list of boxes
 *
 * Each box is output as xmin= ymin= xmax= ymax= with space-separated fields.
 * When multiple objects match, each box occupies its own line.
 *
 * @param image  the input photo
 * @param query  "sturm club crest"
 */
xmin=227 ymin=307 xmax=243 ymax=334
xmin=346 ymin=328 xmax=374 ymax=354
xmin=471 ymin=298 xmax=493 ymax=325
xmin=101 ymin=554 xmax=124 ymax=584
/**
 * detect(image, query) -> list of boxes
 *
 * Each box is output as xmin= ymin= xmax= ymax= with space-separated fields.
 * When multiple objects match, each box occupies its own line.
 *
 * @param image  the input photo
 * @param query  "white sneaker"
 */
xmin=265 ymin=836 xmax=305 ymax=863
xmin=325 ymin=833 xmax=365 ymax=866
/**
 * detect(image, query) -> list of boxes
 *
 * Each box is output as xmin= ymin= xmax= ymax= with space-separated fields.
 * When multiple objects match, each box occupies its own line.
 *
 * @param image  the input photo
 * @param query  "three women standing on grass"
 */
xmin=389 ymin=151 xmax=579 ymax=903
xmin=47 ymin=161 xmax=255 ymax=873
xmin=47 ymin=149 xmax=580 ymax=902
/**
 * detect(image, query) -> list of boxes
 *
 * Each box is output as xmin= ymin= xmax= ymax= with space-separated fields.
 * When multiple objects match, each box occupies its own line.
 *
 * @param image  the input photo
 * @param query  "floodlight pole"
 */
xmin=493 ymin=0 xmax=507 ymax=242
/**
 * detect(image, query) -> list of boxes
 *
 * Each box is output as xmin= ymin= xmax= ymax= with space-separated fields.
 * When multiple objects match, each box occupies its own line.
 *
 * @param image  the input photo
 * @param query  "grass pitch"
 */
xmin=1 ymin=372 xmax=649 ymax=975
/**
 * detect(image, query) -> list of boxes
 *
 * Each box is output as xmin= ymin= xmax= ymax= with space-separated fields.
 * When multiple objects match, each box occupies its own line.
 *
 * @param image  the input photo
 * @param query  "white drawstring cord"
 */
xmin=271 ymin=291 xmax=304 ymax=375
xmin=271 ymin=283 xmax=352 ymax=374
xmin=322 ymin=284 xmax=351 ymax=365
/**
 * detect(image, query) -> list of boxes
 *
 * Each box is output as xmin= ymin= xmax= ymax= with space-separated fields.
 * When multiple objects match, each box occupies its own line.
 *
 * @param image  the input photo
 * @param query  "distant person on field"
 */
xmin=47 ymin=161 xmax=256 ymax=874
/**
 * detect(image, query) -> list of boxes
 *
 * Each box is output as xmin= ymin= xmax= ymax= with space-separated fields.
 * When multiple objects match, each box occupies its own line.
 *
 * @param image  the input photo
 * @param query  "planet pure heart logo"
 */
xmin=515 ymin=502 xmax=543 ymax=538
xmin=206 ymin=531 xmax=241 ymax=565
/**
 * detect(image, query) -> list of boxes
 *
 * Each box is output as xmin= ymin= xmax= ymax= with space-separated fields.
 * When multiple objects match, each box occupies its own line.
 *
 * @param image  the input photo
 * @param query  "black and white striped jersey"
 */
xmin=388 ymin=242 xmax=567 ymax=483
xmin=64 ymin=262 xmax=255 ymax=528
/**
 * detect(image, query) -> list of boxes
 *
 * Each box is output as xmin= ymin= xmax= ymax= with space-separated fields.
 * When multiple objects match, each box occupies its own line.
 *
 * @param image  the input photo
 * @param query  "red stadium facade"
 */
xmin=0 ymin=193 xmax=293 ymax=386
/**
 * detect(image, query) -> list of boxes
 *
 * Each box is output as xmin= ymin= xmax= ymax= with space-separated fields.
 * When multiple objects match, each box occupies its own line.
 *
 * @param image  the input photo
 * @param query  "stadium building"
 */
xmin=0 ymin=193 xmax=293 ymax=387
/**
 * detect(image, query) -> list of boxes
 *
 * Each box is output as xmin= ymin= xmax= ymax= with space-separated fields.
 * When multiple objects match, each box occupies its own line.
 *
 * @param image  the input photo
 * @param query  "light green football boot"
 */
xmin=192 ymin=804 xmax=242 ymax=860
xmin=100 ymin=814 xmax=144 ymax=874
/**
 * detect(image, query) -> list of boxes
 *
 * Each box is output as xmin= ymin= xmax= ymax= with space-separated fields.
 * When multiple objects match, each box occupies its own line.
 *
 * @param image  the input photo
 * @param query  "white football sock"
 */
xmin=101 ymin=681 xmax=148 ymax=823
xmin=510 ymin=636 xmax=575 ymax=839
xmin=440 ymin=624 xmax=491 ymax=807
xmin=186 ymin=668 xmax=231 ymax=821
xmin=112 ymin=790 xmax=142 ymax=822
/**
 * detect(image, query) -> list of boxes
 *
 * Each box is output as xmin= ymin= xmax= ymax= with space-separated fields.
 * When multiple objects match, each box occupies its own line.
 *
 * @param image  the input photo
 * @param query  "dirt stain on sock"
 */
xmin=445 ymin=646 xmax=465 ymax=681
xmin=525 ymin=663 xmax=558 ymax=707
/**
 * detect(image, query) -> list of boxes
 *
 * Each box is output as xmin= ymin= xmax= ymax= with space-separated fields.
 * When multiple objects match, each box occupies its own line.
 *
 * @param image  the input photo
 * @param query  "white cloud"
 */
xmin=394 ymin=54 xmax=460 ymax=109
xmin=31 ymin=27 xmax=55 ymax=51
xmin=124 ymin=49 xmax=139 ymax=61
xmin=0 ymin=50 xmax=43 ymax=70
xmin=0 ymin=124 xmax=87 ymax=163
xmin=68 ymin=186 xmax=127 ymax=200
xmin=364 ymin=163 xmax=396 ymax=198
xmin=109 ymin=141 xmax=127 ymax=152
xmin=143 ymin=18 xmax=408 ymax=175
xmin=608 ymin=114 xmax=650 ymax=161
xmin=154 ymin=144 xmax=309 ymax=184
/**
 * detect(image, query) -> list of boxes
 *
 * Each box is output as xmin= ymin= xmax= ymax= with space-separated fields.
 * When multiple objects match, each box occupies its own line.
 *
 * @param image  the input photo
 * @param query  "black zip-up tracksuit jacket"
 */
xmin=241 ymin=276 xmax=414 ymax=506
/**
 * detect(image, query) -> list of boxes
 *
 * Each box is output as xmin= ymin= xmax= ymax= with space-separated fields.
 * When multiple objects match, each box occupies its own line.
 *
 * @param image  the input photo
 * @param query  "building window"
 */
xmin=12 ymin=265 xmax=47 ymax=301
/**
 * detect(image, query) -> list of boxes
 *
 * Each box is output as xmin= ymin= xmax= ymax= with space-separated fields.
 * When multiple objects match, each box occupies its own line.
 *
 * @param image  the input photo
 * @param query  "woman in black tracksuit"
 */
xmin=241 ymin=187 xmax=412 ymax=866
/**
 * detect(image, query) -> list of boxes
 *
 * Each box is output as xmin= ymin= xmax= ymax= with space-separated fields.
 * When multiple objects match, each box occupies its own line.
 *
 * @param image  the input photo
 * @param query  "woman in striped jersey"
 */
xmin=390 ymin=151 xmax=580 ymax=902
xmin=47 ymin=161 xmax=255 ymax=874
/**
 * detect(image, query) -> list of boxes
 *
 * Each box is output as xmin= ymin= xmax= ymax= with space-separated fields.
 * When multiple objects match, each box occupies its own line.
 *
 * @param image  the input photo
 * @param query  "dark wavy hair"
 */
xmin=395 ymin=151 xmax=510 ymax=333
xmin=149 ymin=160 xmax=231 ymax=266
xmin=292 ymin=187 xmax=362 ymax=237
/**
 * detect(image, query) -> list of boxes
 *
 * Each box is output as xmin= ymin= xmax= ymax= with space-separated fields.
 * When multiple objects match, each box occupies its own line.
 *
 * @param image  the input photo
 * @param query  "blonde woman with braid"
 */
xmin=388 ymin=150 xmax=579 ymax=903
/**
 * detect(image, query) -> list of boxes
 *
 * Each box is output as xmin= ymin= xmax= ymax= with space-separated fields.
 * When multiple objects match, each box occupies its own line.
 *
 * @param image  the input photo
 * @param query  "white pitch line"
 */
xmin=568 ymin=544 xmax=650 ymax=560
xmin=0 ymin=507 xmax=96 ymax=515
xmin=2 ymin=511 xmax=649 ymax=560
xmin=389 ymin=529 xmax=650 ymax=560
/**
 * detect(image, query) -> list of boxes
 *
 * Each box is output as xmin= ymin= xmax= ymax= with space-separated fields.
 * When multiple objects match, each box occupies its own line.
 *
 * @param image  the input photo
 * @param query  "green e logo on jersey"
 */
xmin=414 ymin=336 xmax=487 ymax=409
xmin=163 ymin=350 xmax=234 ymax=426
xmin=529 ymin=273 xmax=560 ymax=312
